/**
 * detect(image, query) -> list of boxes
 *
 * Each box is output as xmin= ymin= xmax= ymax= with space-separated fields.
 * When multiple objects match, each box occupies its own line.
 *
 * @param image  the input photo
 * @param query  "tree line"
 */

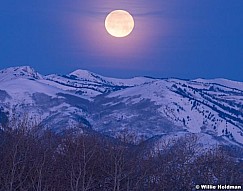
xmin=0 ymin=120 xmax=242 ymax=191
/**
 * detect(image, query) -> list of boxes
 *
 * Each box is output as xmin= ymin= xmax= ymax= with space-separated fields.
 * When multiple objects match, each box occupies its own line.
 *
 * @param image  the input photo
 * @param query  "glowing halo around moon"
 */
xmin=105 ymin=10 xmax=135 ymax=38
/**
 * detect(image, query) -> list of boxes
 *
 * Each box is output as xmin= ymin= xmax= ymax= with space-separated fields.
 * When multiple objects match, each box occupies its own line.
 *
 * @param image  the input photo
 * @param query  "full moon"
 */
xmin=105 ymin=10 xmax=135 ymax=38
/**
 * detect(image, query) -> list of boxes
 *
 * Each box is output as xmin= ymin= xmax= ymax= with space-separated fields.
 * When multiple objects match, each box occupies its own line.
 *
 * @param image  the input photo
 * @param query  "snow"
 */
xmin=0 ymin=78 xmax=63 ymax=100
xmin=194 ymin=78 xmax=243 ymax=91
xmin=0 ymin=66 xmax=242 ymax=146
xmin=107 ymin=79 xmax=243 ymax=145
xmin=70 ymin=69 xmax=155 ymax=86
xmin=0 ymin=66 xmax=42 ymax=81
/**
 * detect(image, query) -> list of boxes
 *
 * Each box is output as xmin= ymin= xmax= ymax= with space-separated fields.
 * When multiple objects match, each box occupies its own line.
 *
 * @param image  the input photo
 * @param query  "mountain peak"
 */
xmin=68 ymin=69 xmax=107 ymax=84
xmin=0 ymin=66 xmax=42 ymax=80
xmin=70 ymin=69 xmax=95 ymax=78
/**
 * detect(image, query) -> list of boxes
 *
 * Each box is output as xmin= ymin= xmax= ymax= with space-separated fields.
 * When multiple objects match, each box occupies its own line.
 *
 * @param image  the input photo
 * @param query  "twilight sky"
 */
xmin=0 ymin=0 xmax=243 ymax=80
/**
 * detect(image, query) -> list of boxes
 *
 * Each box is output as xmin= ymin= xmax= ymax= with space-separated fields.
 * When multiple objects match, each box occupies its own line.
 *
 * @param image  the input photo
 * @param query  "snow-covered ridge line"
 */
xmin=0 ymin=66 xmax=242 ymax=146
xmin=69 ymin=69 xmax=156 ymax=86
xmin=0 ymin=66 xmax=42 ymax=81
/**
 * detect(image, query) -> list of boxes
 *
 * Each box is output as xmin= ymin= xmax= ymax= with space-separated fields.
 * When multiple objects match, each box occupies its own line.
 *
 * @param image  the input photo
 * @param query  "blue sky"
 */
xmin=0 ymin=0 xmax=243 ymax=80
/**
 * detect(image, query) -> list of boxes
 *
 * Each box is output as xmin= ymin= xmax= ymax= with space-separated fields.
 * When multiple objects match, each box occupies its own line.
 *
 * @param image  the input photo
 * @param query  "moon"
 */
xmin=105 ymin=10 xmax=135 ymax=38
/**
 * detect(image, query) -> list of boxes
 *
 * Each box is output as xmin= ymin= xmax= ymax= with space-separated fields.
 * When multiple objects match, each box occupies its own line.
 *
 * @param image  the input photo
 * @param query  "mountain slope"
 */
xmin=101 ymin=79 xmax=243 ymax=144
xmin=0 ymin=66 xmax=242 ymax=147
xmin=0 ymin=66 xmax=91 ymax=131
xmin=44 ymin=69 xmax=155 ymax=98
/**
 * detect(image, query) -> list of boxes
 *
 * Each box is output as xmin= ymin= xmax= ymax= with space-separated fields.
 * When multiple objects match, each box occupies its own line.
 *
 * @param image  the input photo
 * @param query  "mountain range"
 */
xmin=0 ymin=66 xmax=242 ymax=149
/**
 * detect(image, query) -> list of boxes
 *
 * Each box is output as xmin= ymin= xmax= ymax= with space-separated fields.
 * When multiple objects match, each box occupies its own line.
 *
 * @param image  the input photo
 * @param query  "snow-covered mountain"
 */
xmin=0 ymin=66 xmax=242 ymax=148
xmin=45 ymin=69 xmax=155 ymax=98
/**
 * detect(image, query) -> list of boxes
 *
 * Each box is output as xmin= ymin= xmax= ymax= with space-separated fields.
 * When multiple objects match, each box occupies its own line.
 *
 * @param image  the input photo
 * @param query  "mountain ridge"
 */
xmin=0 ymin=66 xmax=242 ymax=148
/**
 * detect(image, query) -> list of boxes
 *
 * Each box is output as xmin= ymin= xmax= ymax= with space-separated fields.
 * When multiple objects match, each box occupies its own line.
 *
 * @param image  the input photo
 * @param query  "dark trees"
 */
xmin=0 ymin=122 xmax=242 ymax=191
